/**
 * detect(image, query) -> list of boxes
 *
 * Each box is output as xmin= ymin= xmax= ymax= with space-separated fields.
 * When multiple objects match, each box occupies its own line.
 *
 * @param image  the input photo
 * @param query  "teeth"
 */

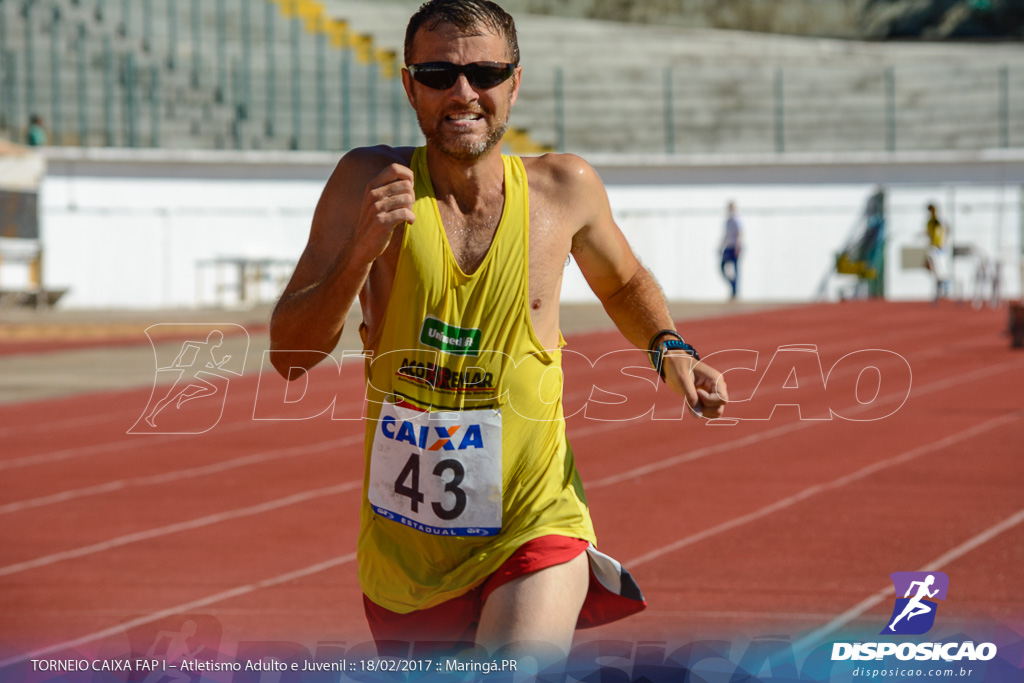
xmin=448 ymin=113 xmax=480 ymax=120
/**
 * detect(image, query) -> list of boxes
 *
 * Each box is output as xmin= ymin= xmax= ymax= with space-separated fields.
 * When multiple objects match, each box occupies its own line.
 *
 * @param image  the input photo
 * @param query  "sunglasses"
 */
xmin=406 ymin=61 xmax=517 ymax=91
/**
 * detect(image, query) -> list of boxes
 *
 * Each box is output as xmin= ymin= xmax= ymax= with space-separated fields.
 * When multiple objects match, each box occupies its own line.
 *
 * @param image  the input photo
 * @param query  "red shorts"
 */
xmin=362 ymin=536 xmax=645 ymax=649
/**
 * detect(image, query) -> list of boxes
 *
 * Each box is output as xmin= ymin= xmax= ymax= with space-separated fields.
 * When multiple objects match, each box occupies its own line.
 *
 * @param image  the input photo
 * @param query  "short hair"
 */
xmin=405 ymin=0 xmax=519 ymax=66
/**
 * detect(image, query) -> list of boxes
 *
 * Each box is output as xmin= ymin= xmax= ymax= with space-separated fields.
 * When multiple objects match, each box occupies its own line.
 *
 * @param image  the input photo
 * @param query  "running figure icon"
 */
xmin=140 ymin=620 xmax=205 ymax=683
xmin=888 ymin=574 xmax=939 ymax=631
xmin=129 ymin=323 xmax=249 ymax=435
xmin=144 ymin=331 xmax=232 ymax=428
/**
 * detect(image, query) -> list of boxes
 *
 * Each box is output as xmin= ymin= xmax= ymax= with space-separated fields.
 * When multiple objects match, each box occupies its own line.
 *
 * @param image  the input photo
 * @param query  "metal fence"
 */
xmin=0 ymin=0 xmax=422 ymax=151
xmin=0 ymin=0 xmax=1020 ymax=155
xmin=543 ymin=62 xmax=1022 ymax=155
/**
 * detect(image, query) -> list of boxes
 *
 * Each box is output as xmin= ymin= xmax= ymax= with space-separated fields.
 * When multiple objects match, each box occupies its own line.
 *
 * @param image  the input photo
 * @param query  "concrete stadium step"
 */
xmin=3 ymin=0 xmax=1022 ymax=155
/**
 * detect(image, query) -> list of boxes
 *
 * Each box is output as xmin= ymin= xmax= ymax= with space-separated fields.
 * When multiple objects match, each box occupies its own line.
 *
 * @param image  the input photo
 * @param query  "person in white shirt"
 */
xmin=720 ymin=201 xmax=742 ymax=300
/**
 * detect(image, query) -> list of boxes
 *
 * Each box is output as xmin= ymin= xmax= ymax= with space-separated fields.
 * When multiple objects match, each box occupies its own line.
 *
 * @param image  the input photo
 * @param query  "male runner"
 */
xmin=269 ymin=0 xmax=728 ymax=660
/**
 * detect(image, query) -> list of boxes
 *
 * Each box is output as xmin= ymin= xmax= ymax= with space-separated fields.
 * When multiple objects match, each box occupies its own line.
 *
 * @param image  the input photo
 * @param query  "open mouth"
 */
xmin=445 ymin=112 xmax=484 ymax=124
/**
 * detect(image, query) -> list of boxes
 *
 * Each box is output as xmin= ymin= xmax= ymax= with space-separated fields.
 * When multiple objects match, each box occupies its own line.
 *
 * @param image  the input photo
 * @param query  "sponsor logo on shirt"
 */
xmin=378 ymin=414 xmax=486 ymax=451
xmin=398 ymin=357 xmax=495 ymax=393
xmin=419 ymin=316 xmax=481 ymax=356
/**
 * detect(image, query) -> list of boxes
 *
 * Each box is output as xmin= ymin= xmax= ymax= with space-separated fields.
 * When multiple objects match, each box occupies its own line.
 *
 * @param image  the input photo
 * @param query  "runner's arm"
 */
xmin=564 ymin=156 xmax=727 ymax=418
xmin=269 ymin=148 xmax=415 ymax=378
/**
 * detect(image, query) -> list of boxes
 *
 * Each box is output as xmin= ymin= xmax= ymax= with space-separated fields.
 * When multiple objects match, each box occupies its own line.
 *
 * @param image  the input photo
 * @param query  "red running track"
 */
xmin=0 ymin=301 xmax=1021 ymax=666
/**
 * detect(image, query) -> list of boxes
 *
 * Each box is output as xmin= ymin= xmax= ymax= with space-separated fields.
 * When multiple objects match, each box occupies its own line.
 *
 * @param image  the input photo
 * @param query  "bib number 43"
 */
xmin=394 ymin=453 xmax=466 ymax=521
xmin=369 ymin=403 xmax=502 ymax=536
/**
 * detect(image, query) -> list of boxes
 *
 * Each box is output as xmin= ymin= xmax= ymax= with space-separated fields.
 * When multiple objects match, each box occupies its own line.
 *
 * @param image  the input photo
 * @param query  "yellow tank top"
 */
xmin=927 ymin=217 xmax=945 ymax=248
xmin=358 ymin=147 xmax=597 ymax=613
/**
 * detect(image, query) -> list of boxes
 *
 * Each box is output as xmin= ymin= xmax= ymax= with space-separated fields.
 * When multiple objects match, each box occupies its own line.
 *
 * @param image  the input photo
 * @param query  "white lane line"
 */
xmin=0 ymin=480 xmax=361 ymax=578
xmin=0 ymin=393 xmax=366 ymax=472
xmin=4 ymin=378 xmax=993 ymax=664
xmin=4 ymin=326 xmax=1006 ymax=471
xmin=625 ymin=412 xmax=1020 ymax=568
xmin=0 ymin=419 xmax=254 ymax=472
xmin=6 ymin=334 xmax=1020 ymax=553
xmin=587 ymin=419 xmax=806 ymax=489
xmin=560 ymin=319 xmax=998 ymax=419
xmin=0 ymin=435 xmax=363 ymax=515
xmin=0 ymin=552 xmax=358 ymax=670
xmin=0 ymin=326 xmax=1014 ymax=669
xmin=1 ymin=420 xmax=1016 ymax=671
xmin=0 ymin=361 xmax=361 ymax=439
xmin=793 ymin=506 xmax=1024 ymax=654
xmin=645 ymin=610 xmax=858 ymax=622
xmin=0 ymin=408 xmax=140 ymax=439
xmin=584 ymin=355 xmax=1024 ymax=490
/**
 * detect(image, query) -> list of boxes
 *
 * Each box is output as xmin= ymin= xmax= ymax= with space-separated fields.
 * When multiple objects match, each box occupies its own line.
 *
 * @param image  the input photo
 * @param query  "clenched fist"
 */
xmin=357 ymin=163 xmax=417 ymax=261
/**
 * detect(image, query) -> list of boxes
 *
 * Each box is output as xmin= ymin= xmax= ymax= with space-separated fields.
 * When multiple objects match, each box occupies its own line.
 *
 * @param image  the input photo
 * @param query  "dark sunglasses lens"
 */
xmin=411 ymin=63 xmax=514 ymax=90
xmin=465 ymin=64 xmax=513 ymax=89
xmin=413 ymin=66 xmax=459 ymax=89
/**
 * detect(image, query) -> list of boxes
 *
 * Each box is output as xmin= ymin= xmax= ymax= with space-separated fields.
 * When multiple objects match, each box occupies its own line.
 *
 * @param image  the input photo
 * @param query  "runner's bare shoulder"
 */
xmin=521 ymin=152 xmax=602 ymax=201
xmin=329 ymin=145 xmax=417 ymax=192
xmin=311 ymin=145 xmax=418 ymax=241
xmin=521 ymin=152 xmax=607 ymax=239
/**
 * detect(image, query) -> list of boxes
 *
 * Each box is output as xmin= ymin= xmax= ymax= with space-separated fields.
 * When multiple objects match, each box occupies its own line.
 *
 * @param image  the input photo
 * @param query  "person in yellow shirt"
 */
xmin=269 ymin=0 xmax=728 ymax=663
xmin=925 ymin=203 xmax=949 ymax=301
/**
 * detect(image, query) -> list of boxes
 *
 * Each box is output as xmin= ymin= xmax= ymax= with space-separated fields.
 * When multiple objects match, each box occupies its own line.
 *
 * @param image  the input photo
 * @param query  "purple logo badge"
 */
xmin=881 ymin=571 xmax=949 ymax=635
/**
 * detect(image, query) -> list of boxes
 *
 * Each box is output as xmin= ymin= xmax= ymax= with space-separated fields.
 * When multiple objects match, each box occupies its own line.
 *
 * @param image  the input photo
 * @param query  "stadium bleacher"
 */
xmin=0 ymin=0 xmax=1021 ymax=155
xmin=0 ymin=0 xmax=425 ymax=152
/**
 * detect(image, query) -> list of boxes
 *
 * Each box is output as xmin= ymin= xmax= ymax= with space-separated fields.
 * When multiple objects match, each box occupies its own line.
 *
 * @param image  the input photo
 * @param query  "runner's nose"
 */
xmin=450 ymin=73 xmax=478 ymax=102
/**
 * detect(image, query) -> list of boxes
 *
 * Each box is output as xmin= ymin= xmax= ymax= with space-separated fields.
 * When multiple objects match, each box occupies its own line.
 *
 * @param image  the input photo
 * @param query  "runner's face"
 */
xmin=403 ymin=24 xmax=520 ymax=162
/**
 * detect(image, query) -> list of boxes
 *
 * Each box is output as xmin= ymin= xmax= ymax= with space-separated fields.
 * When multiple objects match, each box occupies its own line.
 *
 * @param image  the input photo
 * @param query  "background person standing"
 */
xmin=26 ymin=115 xmax=48 ymax=146
xmin=925 ymin=202 xmax=949 ymax=301
xmin=720 ymin=200 xmax=742 ymax=300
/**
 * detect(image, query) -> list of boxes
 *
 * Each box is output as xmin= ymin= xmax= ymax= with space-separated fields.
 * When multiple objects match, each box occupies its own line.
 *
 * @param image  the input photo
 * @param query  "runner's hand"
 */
xmin=357 ymin=164 xmax=416 ymax=261
xmin=663 ymin=353 xmax=728 ymax=419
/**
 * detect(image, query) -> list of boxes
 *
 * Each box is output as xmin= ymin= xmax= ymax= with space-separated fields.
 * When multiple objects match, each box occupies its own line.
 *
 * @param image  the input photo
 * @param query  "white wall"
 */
xmin=42 ymin=176 xmax=320 ymax=308
xmin=36 ymin=147 xmax=1024 ymax=309
xmin=560 ymin=182 xmax=1022 ymax=304
xmin=566 ymin=184 xmax=876 ymax=303
xmin=39 ymin=149 xmax=329 ymax=309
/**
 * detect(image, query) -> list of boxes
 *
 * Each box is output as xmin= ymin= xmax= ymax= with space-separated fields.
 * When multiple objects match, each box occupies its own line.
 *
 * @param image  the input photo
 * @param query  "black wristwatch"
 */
xmin=648 ymin=329 xmax=700 ymax=382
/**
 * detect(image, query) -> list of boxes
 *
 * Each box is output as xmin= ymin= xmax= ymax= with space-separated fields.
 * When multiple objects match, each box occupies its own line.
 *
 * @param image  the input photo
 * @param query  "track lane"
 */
xmin=1 ymin=301 xmax=1018 ymax=666
xmin=3 ymin=319 xmax=1009 ymax=572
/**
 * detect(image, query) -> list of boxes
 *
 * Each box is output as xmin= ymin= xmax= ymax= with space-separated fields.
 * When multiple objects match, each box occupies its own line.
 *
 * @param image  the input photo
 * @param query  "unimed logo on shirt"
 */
xmin=419 ymin=316 xmax=481 ymax=356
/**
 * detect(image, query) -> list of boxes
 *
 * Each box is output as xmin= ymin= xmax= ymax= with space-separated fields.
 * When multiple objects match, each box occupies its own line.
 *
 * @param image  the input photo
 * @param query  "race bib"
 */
xmin=368 ymin=402 xmax=503 ymax=537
